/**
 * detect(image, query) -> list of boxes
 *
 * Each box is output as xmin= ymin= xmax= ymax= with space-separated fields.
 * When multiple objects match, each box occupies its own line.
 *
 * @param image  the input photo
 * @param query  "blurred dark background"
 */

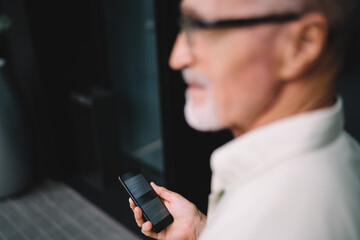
xmin=0 ymin=0 xmax=358 ymax=238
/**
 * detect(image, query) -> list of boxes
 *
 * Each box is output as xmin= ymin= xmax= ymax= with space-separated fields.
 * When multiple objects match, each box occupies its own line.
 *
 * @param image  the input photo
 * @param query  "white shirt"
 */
xmin=199 ymin=99 xmax=360 ymax=240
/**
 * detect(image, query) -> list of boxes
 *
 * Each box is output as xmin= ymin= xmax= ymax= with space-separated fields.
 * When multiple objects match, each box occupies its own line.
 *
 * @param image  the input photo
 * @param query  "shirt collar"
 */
xmin=210 ymin=98 xmax=344 ymax=193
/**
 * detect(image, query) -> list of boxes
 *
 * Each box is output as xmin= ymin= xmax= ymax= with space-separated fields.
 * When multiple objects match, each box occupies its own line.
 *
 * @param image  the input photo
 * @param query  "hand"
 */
xmin=129 ymin=182 xmax=206 ymax=240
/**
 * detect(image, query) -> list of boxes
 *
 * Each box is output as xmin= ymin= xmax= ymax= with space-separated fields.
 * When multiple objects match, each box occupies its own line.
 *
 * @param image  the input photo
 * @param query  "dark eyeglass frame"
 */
xmin=179 ymin=13 xmax=303 ymax=47
xmin=179 ymin=13 xmax=302 ymax=30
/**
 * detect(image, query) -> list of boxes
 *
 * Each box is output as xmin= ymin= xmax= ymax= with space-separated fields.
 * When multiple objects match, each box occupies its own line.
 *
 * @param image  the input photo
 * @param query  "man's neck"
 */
xmin=231 ymin=76 xmax=336 ymax=138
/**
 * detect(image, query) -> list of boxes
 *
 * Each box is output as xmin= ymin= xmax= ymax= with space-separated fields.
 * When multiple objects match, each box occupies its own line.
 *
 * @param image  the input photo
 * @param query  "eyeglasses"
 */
xmin=179 ymin=13 xmax=302 ymax=47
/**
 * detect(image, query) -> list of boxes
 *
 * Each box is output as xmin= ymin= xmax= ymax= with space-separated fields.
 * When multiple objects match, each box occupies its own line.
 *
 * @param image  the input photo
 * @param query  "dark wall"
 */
xmin=339 ymin=72 xmax=360 ymax=142
xmin=22 ymin=0 xmax=108 ymax=178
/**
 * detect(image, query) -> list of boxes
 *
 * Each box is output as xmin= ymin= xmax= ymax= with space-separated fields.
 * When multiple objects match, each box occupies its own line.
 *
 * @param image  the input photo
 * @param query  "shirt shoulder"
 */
xmin=201 ymin=132 xmax=360 ymax=240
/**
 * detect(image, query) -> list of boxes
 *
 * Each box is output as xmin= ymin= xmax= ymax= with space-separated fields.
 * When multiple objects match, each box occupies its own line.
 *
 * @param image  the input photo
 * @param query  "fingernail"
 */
xmin=141 ymin=229 xmax=144 ymax=234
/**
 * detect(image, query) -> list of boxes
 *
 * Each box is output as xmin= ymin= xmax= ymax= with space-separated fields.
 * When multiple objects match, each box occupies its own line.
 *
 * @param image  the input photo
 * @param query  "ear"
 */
xmin=278 ymin=13 xmax=329 ymax=81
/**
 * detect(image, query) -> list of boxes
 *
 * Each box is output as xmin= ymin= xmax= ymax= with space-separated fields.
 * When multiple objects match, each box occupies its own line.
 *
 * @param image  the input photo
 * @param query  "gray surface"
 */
xmin=0 ymin=180 xmax=141 ymax=240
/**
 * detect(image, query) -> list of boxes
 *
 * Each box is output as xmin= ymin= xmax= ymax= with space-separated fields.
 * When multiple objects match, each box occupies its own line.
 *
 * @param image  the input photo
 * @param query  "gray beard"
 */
xmin=184 ymin=94 xmax=225 ymax=132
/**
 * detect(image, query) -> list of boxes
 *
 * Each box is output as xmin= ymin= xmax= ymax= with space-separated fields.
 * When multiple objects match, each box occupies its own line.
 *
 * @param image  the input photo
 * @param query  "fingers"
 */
xmin=134 ymin=207 xmax=145 ymax=227
xmin=129 ymin=198 xmax=145 ymax=227
xmin=129 ymin=184 xmax=176 ymax=239
xmin=141 ymin=221 xmax=158 ymax=239
xmin=151 ymin=182 xmax=175 ymax=202
xmin=129 ymin=196 xmax=159 ymax=239
xmin=129 ymin=198 xmax=136 ymax=210
xmin=132 ymin=211 xmax=159 ymax=239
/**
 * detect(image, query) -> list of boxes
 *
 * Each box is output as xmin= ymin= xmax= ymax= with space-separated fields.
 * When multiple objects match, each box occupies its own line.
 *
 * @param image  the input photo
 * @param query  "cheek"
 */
xmin=212 ymin=51 xmax=280 ymax=127
xmin=195 ymin=28 xmax=281 ymax=127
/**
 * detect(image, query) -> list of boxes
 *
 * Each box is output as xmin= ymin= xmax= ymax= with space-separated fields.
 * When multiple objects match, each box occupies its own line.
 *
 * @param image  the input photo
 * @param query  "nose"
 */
xmin=169 ymin=32 xmax=195 ymax=70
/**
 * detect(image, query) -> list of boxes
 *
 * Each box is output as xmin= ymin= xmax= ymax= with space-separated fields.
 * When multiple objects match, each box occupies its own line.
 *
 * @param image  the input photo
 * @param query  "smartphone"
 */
xmin=118 ymin=169 xmax=174 ymax=233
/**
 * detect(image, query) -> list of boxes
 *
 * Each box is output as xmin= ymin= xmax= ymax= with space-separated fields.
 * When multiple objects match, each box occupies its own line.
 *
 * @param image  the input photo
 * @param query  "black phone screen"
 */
xmin=119 ymin=169 xmax=173 ymax=232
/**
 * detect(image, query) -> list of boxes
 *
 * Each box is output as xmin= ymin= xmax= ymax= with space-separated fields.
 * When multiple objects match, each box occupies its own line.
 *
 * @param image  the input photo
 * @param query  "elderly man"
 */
xmin=130 ymin=0 xmax=360 ymax=239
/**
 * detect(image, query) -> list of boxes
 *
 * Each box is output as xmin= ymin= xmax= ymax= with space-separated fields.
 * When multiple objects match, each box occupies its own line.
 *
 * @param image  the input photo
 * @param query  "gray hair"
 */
xmin=265 ymin=0 xmax=359 ymax=54
xmin=303 ymin=0 xmax=360 ymax=71
xmin=305 ymin=0 xmax=358 ymax=33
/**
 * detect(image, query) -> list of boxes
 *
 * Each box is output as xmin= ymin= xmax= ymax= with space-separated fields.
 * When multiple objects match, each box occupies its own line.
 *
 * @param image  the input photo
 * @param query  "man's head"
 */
xmin=169 ymin=0 xmax=358 ymax=136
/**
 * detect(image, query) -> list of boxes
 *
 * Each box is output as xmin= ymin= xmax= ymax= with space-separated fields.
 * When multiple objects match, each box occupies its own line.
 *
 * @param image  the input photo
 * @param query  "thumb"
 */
xmin=151 ymin=182 xmax=175 ymax=202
